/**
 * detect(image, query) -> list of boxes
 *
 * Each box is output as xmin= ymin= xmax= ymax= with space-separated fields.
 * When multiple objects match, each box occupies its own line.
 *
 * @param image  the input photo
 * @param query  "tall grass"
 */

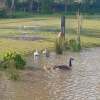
xmin=55 ymin=39 xmax=63 ymax=54
xmin=0 ymin=52 xmax=26 ymax=80
xmin=69 ymin=39 xmax=81 ymax=52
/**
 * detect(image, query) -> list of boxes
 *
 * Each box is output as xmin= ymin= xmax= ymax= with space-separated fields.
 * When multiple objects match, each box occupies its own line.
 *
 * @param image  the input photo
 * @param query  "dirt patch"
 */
xmin=0 ymin=34 xmax=46 ymax=41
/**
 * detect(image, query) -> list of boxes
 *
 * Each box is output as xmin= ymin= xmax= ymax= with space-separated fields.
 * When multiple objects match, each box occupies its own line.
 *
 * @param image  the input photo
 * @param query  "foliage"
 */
xmin=0 ymin=0 xmax=100 ymax=18
xmin=14 ymin=54 xmax=26 ymax=69
xmin=54 ymin=39 xmax=63 ymax=54
xmin=0 ymin=9 xmax=7 ymax=18
xmin=69 ymin=39 xmax=81 ymax=52
xmin=9 ymin=11 xmax=34 ymax=18
xmin=54 ymin=37 xmax=81 ymax=53
xmin=2 ymin=52 xmax=26 ymax=70
xmin=3 ymin=52 xmax=15 ymax=61
xmin=40 ymin=0 xmax=54 ymax=14
xmin=54 ymin=37 xmax=69 ymax=54
xmin=1 ymin=52 xmax=15 ymax=69
xmin=0 ymin=52 xmax=25 ymax=80
xmin=7 ymin=60 xmax=20 ymax=81
xmin=63 ymin=39 xmax=69 ymax=50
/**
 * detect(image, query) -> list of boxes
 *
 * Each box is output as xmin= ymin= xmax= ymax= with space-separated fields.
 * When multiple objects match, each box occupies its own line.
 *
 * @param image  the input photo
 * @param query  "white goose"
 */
xmin=34 ymin=49 xmax=40 ymax=60
xmin=42 ymin=48 xmax=50 ymax=57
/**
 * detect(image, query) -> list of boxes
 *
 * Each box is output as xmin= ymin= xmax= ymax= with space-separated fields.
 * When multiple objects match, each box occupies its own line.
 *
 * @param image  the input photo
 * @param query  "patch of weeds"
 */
xmin=54 ymin=38 xmax=63 ymax=54
xmin=69 ymin=39 xmax=81 ymax=52
xmin=0 ymin=52 xmax=26 ymax=80
xmin=3 ymin=52 xmax=26 ymax=70
xmin=14 ymin=54 xmax=26 ymax=70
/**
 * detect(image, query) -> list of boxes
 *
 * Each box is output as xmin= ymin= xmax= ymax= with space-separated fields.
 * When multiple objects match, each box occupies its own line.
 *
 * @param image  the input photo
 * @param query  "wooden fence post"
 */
xmin=61 ymin=16 xmax=65 ymax=39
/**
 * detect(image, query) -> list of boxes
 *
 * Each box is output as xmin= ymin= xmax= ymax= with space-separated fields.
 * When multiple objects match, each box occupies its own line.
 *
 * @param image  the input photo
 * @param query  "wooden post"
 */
xmin=77 ymin=9 xmax=81 ymax=44
xmin=61 ymin=16 xmax=65 ymax=38
xmin=76 ymin=9 xmax=81 ymax=50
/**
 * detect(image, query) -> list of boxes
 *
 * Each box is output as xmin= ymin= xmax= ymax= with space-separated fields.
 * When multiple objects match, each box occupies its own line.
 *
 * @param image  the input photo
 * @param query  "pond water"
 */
xmin=1 ymin=48 xmax=100 ymax=100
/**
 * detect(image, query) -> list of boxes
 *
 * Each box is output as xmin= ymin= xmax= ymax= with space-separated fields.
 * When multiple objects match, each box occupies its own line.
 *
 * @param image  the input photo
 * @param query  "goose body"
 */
xmin=53 ymin=58 xmax=74 ymax=70
xmin=34 ymin=49 xmax=40 ymax=59
xmin=54 ymin=65 xmax=71 ymax=70
xmin=42 ymin=48 xmax=49 ymax=57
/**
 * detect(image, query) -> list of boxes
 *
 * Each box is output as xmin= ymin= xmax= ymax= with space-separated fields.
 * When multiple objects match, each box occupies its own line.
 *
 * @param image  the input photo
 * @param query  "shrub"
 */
xmin=1 ymin=52 xmax=26 ymax=81
xmin=2 ymin=52 xmax=26 ymax=69
xmin=69 ymin=39 xmax=81 ymax=52
xmin=14 ymin=54 xmax=26 ymax=70
xmin=55 ymin=39 xmax=63 ymax=54
xmin=63 ymin=39 xmax=69 ymax=50
xmin=0 ymin=9 xmax=7 ymax=18
xmin=3 ymin=52 xmax=15 ymax=61
xmin=2 ymin=52 xmax=15 ymax=69
xmin=54 ymin=37 xmax=69 ymax=54
xmin=6 ymin=60 xmax=20 ymax=81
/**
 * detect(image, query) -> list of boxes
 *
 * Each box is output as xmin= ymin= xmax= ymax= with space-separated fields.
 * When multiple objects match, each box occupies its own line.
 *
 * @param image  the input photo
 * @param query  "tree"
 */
xmin=0 ymin=0 xmax=7 ymax=17
xmin=40 ymin=0 xmax=54 ymax=13
xmin=28 ymin=0 xmax=34 ymax=12
xmin=11 ymin=0 xmax=15 ymax=11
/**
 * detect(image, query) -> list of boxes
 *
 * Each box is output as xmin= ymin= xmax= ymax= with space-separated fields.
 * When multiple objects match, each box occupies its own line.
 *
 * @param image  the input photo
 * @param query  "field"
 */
xmin=0 ymin=15 xmax=100 ymax=58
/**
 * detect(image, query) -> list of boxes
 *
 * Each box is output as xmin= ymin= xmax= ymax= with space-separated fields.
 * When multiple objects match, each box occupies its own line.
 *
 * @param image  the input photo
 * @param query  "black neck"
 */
xmin=69 ymin=59 xmax=72 ymax=67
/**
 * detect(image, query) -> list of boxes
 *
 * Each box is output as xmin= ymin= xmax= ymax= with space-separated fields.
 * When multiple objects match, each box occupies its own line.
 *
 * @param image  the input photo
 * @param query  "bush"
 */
xmin=63 ymin=39 xmax=69 ymax=50
xmin=54 ymin=37 xmax=69 ymax=54
xmin=8 ymin=11 xmax=34 ymax=18
xmin=0 ymin=9 xmax=7 ymax=18
xmin=2 ymin=52 xmax=26 ymax=70
xmin=2 ymin=60 xmax=20 ymax=81
xmin=2 ymin=52 xmax=15 ymax=69
xmin=1 ymin=52 xmax=26 ymax=81
xmin=14 ymin=54 xmax=26 ymax=69
xmin=55 ymin=39 xmax=63 ymax=54
xmin=69 ymin=39 xmax=81 ymax=52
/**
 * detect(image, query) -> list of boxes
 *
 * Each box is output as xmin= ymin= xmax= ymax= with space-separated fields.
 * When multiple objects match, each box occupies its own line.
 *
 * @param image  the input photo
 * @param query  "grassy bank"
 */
xmin=0 ymin=15 xmax=100 ymax=58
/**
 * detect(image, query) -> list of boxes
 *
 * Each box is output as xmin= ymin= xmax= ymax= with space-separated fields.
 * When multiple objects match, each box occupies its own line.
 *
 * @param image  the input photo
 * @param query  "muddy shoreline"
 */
xmin=0 ymin=34 xmax=46 ymax=41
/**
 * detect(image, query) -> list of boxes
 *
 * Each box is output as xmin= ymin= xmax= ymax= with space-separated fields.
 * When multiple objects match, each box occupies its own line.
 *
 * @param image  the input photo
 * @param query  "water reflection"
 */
xmin=12 ymin=48 xmax=100 ymax=100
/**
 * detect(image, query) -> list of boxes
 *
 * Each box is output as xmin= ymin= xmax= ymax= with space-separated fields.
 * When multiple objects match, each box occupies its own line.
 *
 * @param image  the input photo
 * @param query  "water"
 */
xmin=1 ymin=48 xmax=100 ymax=100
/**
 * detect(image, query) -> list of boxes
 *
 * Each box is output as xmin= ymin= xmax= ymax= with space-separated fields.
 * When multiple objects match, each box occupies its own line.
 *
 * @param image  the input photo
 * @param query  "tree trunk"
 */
xmin=10 ymin=0 xmax=15 ymax=14
xmin=29 ymin=0 xmax=34 ymax=12
xmin=36 ymin=0 xmax=40 ymax=13
xmin=11 ymin=0 xmax=15 ymax=10
xmin=65 ymin=0 xmax=67 ymax=14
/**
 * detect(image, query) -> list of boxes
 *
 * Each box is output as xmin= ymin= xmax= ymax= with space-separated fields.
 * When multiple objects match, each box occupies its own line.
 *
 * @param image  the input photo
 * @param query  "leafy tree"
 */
xmin=40 ymin=0 xmax=54 ymax=13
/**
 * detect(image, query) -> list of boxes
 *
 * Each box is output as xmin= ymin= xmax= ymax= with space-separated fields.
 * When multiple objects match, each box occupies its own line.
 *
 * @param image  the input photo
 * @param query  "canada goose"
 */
xmin=42 ymin=48 xmax=50 ymax=57
xmin=53 ymin=58 xmax=74 ymax=70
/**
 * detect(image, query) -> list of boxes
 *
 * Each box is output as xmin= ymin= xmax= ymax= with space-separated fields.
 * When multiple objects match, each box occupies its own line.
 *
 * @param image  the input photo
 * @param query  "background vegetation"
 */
xmin=0 ymin=0 xmax=100 ymax=18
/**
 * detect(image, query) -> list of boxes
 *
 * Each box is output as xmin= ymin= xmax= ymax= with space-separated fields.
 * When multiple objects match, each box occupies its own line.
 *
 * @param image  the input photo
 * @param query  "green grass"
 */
xmin=0 ymin=35 xmax=100 ymax=59
xmin=0 ymin=38 xmax=54 ymax=59
xmin=68 ymin=34 xmax=100 ymax=47
xmin=0 ymin=15 xmax=100 ymax=36
xmin=0 ymin=15 xmax=100 ymax=59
